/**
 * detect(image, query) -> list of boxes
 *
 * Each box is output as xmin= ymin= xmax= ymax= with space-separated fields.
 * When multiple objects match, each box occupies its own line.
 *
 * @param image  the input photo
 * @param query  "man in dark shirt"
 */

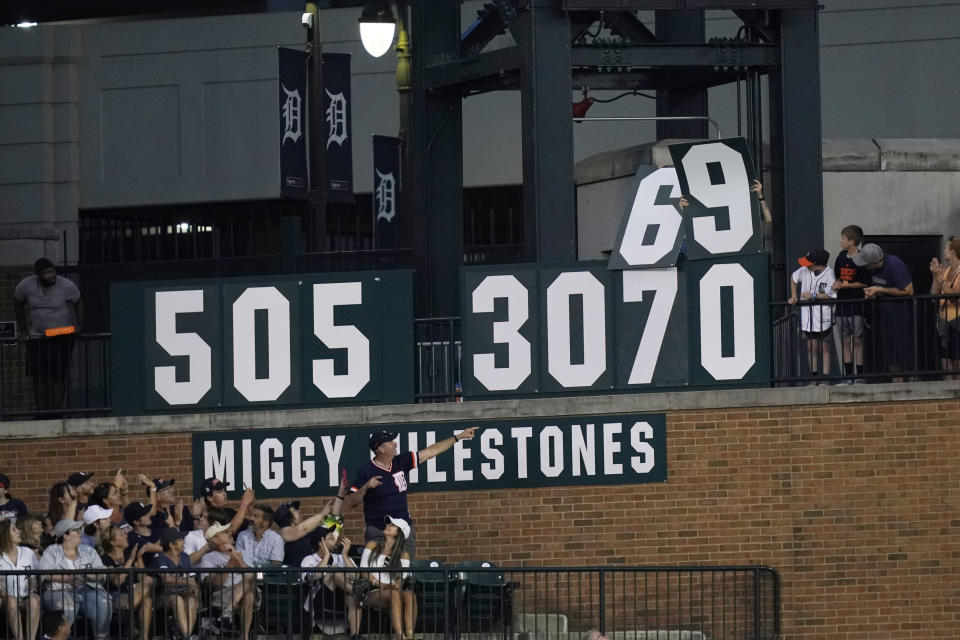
xmin=198 ymin=477 xmax=254 ymax=534
xmin=854 ymin=242 xmax=915 ymax=381
xmin=148 ymin=478 xmax=195 ymax=533
xmin=344 ymin=426 xmax=479 ymax=556
xmin=832 ymin=225 xmax=871 ymax=382
xmin=0 ymin=474 xmax=28 ymax=523
xmin=125 ymin=501 xmax=162 ymax=565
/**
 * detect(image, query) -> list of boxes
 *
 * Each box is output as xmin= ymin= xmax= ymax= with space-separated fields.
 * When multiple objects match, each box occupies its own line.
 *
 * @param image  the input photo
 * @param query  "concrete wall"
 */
xmin=0 ymin=25 xmax=81 ymax=264
xmin=0 ymin=382 xmax=958 ymax=639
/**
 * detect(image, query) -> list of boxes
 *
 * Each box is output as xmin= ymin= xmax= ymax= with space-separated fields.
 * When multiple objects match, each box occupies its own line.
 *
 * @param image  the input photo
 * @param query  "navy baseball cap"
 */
xmin=369 ymin=430 xmax=397 ymax=451
xmin=123 ymin=501 xmax=151 ymax=523
xmin=0 ymin=474 xmax=9 ymax=489
xmin=798 ymin=248 xmax=829 ymax=267
xmin=159 ymin=527 xmax=184 ymax=547
xmin=200 ymin=477 xmax=228 ymax=497
xmin=67 ymin=472 xmax=95 ymax=487
xmin=153 ymin=478 xmax=176 ymax=491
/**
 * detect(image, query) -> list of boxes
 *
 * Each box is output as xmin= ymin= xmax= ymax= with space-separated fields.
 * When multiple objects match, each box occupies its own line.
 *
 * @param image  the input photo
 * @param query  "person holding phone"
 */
xmin=302 ymin=525 xmax=360 ymax=640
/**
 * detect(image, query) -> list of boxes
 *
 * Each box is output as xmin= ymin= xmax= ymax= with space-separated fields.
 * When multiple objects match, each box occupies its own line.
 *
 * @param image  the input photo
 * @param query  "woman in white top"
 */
xmin=359 ymin=517 xmax=415 ymax=640
xmin=302 ymin=525 xmax=360 ymax=639
xmin=0 ymin=520 xmax=40 ymax=640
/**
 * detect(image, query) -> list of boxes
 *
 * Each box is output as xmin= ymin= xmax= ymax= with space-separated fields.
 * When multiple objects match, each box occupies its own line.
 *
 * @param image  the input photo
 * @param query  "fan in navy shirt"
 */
xmin=344 ymin=426 xmax=479 ymax=556
xmin=0 ymin=474 xmax=28 ymax=524
xmin=854 ymin=242 xmax=915 ymax=379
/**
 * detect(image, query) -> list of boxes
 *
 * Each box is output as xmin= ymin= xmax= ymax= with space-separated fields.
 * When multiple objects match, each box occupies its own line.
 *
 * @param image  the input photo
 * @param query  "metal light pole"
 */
xmin=306 ymin=1 xmax=327 ymax=252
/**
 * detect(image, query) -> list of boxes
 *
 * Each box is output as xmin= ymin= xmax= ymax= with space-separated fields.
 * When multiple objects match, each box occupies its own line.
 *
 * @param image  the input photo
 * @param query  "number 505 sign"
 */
xmin=462 ymin=138 xmax=770 ymax=396
xmin=111 ymin=271 xmax=414 ymax=415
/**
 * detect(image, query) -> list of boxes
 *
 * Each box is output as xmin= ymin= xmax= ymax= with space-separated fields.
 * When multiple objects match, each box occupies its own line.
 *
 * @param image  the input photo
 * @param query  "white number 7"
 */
xmin=623 ymin=269 xmax=678 ymax=385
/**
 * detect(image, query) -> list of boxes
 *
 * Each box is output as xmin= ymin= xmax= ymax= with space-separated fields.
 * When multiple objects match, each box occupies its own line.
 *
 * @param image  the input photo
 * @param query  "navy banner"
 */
xmin=322 ymin=53 xmax=354 ymax=203
xmin=192 ymin=413 xmax=667 ymax=499
xmin=373 ymin=135 xmax=403 ymax=249
xmin=278 ymin=47 xmax=309 ymax=199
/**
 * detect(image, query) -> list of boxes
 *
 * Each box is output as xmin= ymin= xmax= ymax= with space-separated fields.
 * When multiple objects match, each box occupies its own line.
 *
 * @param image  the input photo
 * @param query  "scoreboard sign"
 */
xmin=193 ymin=413 xmax=666 ymax=499
xmin=462 ymin=137 xmax=769 ymax=396
xmin=111 ymin=271 xmax=413 ymax=415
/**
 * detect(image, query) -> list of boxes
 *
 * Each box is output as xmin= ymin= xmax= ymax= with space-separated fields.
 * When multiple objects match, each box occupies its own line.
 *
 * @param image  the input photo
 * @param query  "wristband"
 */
xmin=453 ymin=435 xmax=459 ymax=442
xmin=758 ymin=197 xmax=765 ymax=202
xmin=336 ymin=495 xmax=345 ymax=500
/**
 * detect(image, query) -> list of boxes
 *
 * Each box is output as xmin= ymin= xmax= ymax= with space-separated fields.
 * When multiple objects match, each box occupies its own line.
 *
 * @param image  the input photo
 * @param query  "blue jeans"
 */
xmin=42 ymin=585 xmax=113 ymax=638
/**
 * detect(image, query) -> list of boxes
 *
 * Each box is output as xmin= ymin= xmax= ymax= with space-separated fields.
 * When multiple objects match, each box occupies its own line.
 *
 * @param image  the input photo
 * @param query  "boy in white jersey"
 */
xmin=789 ymin=248 xmax=837 ymax=382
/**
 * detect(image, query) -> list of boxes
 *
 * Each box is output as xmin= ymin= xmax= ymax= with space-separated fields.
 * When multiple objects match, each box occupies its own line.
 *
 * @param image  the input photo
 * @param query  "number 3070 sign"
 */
xmin=462 ymin=138 xmax=770 ymax=396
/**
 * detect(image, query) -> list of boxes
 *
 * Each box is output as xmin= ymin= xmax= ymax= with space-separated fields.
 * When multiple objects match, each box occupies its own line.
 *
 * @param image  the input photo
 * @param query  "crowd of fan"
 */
xmin=788 ymin=228 xmax=960 ymax=384
xmin=0 ymin=470 xmax=407 ymax=640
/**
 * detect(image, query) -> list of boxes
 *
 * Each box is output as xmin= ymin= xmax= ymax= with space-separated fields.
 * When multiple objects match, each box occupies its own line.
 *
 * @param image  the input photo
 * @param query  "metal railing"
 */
xmin=771 ymin=293 xmax=960 ymax=385
xmin=0 ymin=565 xmax=779 ymax=640
xmin=414 ymin=317 xmax=463 ymax=403
xmin=0 ymin=334 xmax=111 ymax=420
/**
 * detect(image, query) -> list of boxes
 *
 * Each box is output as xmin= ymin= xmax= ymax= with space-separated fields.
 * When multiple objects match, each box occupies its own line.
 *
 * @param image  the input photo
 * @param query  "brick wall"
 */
xmin=0 ymin=398 xmax=957 ymax=639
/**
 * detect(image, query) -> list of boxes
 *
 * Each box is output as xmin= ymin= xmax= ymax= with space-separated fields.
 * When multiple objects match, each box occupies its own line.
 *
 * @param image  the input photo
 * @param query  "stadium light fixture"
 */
xmin=358 ymin=0 xmax=396 ymax=58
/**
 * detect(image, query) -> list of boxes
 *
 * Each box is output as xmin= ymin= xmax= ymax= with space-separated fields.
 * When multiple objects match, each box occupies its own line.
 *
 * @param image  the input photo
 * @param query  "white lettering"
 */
xmin=480 ymin=429 xmax=504 ymax=480
xmin=511 ymin=427 xmax=533 ymax=479
xmin=630 ymin=421 xmax=656 ymax=474
xmin=203 ymin=441 xmax=235 ymax=491
xmin=320 ymin=435 xmax=345 ymax=487
xmin=453 ymin=430 xmax=473 ymax=481
xmin=260 ymin=438 xmax=284 ymax=490
xmin=291 ymin=437 xmax=315 ymax=489
xmin=602 ymin=423 xmax=623 ymax=475
xmin=241 ymin=439 xmax=253 ymax=490
xmin=539 ymin=425 xmax=564 ymax=477
xmin=571 ymin=424 xmax=596 ymax=477
xmin=232 ymin=287 xmax=291 ymax=402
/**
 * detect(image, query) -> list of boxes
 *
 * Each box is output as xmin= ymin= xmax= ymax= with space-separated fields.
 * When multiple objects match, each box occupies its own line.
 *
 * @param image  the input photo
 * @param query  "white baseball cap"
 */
xmin=204 ymin=522 xmax=232 ymax=541
xmin=385 ymin=516 xmax=411 ymax=539
xmin=82 ymin=505 xmax=114 ymax=524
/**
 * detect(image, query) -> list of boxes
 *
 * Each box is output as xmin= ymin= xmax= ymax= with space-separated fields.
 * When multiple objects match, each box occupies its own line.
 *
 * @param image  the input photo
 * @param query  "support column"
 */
xmin=410 ymin=0 xmax=462 ymax=316
xmin=514 ymin=0 xmax=577 ymax=262
xmin=768 ymin=9 xmax=823 ymax=297
xmin=655 ymin=10 xmax=708 ymax=140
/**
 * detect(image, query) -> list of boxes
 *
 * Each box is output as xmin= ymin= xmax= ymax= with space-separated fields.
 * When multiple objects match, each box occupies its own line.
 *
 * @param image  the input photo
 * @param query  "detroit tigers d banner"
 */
xmin=278 ymin=47 xmax=308 ymax=199
xmin=373 ymin=135 xmax=403 ymax=249
xmin=192 ymin=414 xmax=666 ymax=499
xmin=322 ymin=53 xmax=353 ymax=203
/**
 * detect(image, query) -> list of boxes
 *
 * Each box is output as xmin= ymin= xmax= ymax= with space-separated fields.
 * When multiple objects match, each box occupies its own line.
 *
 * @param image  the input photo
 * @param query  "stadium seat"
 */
xmin=455 ymin=561 xmax=513 ymax=638
xmin=410 ymin=559 xmax=459 ymax=635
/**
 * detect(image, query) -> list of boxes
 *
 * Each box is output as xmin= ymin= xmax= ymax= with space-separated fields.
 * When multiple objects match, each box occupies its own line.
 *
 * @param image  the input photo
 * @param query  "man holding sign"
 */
xmin=344 ymin=427 xmax=479 ymax=555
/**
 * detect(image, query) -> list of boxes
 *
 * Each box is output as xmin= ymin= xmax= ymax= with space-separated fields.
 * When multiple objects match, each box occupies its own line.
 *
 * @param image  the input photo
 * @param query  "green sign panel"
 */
xmin=112 ymin=271 xmax=413 ymax=415
xmin=192 ymin=414 xmax=666 ymax=499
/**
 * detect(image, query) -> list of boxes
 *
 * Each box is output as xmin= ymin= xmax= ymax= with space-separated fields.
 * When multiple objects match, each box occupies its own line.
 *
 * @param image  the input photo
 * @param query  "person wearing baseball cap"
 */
xmin=80 ymin=505 xmax=113 ymax=549
xmin=789 ymin=248 xmax=838 ymax=383
xmin=150 ymin=527 xmax=199 ymax=639
xmin=147 ymin=477 xmax=197 ymax=535
xmin=124 ymin=501 xmax=162 ymax=566
xmin=39 ymin=519 xmax=112 ymax=639
xmin=196 ymin=522 xmax=256 ymax=639
xmin=0 ymin=474 xmax=28 ymax=524
xmin=360 ymin=516 xmax=415 ymax=639
xmin=344 ymin=425 xmax=480 ymax=556
xmin=67 ymin=472 xmax=96 ymax=516
xmin=199 ymin=477 xmax=254 ymax=535
xmin=852 ymin=242 xmax=915 ymax=380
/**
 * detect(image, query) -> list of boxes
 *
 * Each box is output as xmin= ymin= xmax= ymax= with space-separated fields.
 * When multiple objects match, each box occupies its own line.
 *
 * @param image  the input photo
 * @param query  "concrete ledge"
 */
xmin=877 ymin=138 xmax=960 ymax=171
xmin=2 ymin=381 xmax=958 ymax=440
xmin=575 ymin=140 xmax=698 ymax=186
xmin=822 ymin=138 xmax=880 ymax=171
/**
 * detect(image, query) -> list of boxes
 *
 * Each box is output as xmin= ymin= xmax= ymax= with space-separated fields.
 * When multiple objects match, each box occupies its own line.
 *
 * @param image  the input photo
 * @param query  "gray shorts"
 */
xmin=837 ymin=315 xmax=865 ymax=338
xmin=365 ymin=524 xmax=416 ymax=559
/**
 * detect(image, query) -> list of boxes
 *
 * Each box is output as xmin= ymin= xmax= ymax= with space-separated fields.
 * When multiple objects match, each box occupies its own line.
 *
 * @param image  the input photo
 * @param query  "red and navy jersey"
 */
xmin=350 ymin=452 xmax=418 ymax=529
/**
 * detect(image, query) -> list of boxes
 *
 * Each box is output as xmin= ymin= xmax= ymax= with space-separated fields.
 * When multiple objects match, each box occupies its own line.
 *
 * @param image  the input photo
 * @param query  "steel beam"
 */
xmin=410 ymin=0 xmax=463 ymax=316
xmin=571 ymin=43 xmax=779 ymax=69
xmin=655 ymin=10 xmax=708 ymax=139
xmin=513 ymin=0 xmax=577 ymax=262
xmin=768 ymin=9 xmax=823 ymax=298
xmin=425 ymin=47 xmax=521 ymax=91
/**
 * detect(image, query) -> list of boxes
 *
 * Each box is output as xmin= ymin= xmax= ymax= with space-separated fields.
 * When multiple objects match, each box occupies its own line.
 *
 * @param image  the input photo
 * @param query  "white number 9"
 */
xmin=681 ymin=142 xmax=753 ymax=255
